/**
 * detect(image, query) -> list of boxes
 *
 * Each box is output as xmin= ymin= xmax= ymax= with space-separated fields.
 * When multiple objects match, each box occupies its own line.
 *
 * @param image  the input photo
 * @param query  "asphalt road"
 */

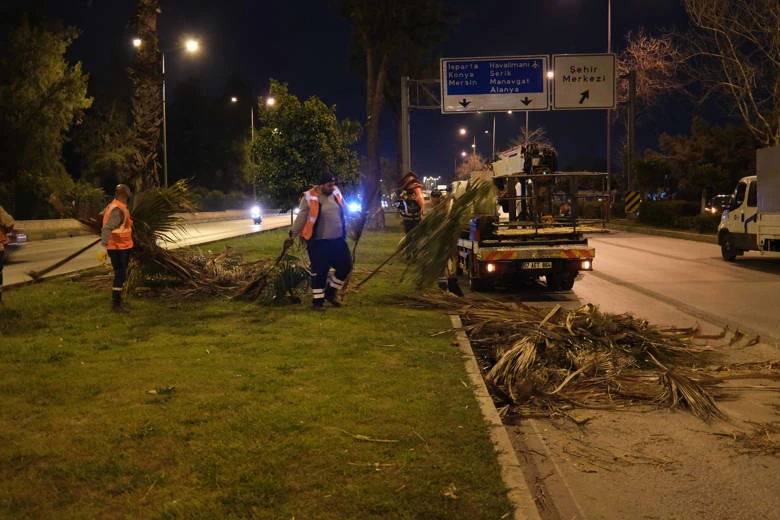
xmin=3 ymin=214 xmax=293 ymax=287
xmin=466 ymin=230 xmax=780 ymax=346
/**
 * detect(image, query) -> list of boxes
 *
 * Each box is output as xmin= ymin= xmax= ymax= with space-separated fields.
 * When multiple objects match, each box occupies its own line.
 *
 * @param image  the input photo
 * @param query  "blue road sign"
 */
xmin=440 ymin=56 xmax=549 ymax=113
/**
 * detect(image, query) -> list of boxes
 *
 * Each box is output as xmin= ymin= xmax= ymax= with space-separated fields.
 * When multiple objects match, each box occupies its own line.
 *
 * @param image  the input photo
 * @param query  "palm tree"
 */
xmin=128 ymin=0 xmax=163 ymax=192
xmin=340 ymin=0 xmax=458 ymax=226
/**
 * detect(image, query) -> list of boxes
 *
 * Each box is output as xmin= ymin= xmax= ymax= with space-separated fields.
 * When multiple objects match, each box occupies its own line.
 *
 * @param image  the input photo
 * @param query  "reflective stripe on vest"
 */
xmin=103 ymin=200 xmax=134 ymax=250
xmin=300 ymin=187 xmax=344 ymax=240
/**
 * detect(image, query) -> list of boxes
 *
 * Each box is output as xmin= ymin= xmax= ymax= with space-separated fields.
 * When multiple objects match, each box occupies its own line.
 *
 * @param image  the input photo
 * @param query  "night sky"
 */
xmin=21 ymin=0 xmax=691 ymax=183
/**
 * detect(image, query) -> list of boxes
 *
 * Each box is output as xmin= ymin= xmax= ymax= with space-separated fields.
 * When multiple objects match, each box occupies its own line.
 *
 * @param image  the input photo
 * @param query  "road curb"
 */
xmin=606 ymin=221 xmax=718 ymax=244
xmin=449 ymin=314 xmax=542 ymax=520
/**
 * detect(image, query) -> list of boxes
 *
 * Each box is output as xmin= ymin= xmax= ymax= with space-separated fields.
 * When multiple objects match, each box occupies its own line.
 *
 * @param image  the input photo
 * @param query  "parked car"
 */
xmin=705 ymin=194 xmax=732 ymax=216
xmin=3 ymin=229 xmax=27 ymax=263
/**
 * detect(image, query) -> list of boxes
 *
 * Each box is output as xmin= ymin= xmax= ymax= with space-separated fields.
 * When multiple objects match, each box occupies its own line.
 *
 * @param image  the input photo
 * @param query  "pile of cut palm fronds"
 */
xmin=235 ymin=249 xmax=309 ymax=304
xmin=413 ymin=294 xmax=730 ymax=421
xmin=394 ymin=176 xmax=496 ymax=290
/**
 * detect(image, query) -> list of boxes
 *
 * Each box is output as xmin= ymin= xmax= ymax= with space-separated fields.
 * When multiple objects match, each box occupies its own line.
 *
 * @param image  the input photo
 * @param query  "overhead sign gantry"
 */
xmin=440 ymin=55 xmax=549 ymax=113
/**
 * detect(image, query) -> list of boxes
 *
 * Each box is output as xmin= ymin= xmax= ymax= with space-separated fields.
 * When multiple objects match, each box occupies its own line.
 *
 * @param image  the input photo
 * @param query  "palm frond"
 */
xmin=407 ymin=293 xmax=728 ymax=421
xmin=397 ymin=177 xmax=496 ymax=289
xmin=131 ymin=180 xmax=195 ymax=245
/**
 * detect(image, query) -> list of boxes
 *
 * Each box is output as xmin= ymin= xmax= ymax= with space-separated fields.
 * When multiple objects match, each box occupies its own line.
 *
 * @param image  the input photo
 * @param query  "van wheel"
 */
xmin=720 ymin=235 xmax=739 ymax=261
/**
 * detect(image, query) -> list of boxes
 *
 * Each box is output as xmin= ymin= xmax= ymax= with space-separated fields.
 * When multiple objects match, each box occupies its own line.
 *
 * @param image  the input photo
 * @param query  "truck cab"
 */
xmin=719 ymin=176 xmax=758 ymax=260
xmin=718 ymin=145 xmax=780 ymax=261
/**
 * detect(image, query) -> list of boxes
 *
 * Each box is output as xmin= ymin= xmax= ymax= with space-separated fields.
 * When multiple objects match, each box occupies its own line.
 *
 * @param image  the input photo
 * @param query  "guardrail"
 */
xmin=15 ymin=210 xmax=251 ymax=240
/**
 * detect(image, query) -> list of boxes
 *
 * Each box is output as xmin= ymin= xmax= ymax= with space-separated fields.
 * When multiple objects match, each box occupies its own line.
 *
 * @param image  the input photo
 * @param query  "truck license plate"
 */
xmin=522 ymin=261 xmax=552 ymax=269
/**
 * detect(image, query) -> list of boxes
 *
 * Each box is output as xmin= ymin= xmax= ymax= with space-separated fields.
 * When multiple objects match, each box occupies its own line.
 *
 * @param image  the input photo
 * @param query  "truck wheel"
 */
xmin=720 ymin=235 xmax=739 ymax=262
xmin=546 ymin=272 xmax=575 ymax=291
xmin=469 ymin=276 xmax=492 ymax=292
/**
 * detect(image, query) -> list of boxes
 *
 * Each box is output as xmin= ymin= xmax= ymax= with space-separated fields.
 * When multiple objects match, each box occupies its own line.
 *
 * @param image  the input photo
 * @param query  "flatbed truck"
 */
xmin=455 ymin=167 xmax=606 ymax=291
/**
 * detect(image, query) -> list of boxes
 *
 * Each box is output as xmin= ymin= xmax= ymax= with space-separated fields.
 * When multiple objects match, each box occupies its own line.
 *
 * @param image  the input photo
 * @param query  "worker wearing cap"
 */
xmin=101 ymin=184 xmax=133 ymax=312
xmin=396 ymin=171 xmax=425 ymax=234
xmin=286 ymin=170 xmax=352 ymax=311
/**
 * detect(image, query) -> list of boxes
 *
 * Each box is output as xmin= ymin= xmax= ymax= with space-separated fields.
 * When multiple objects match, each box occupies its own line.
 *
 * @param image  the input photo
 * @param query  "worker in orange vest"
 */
xmin=286 ymin=170 xmax=352 ymax=311
xmin=394 ymin=171 xmax=425 ymax=234
xmin=101 ymin=184 xmax=133 ymax=312
xmin=0 ymin=204 xmax=15 ymax=306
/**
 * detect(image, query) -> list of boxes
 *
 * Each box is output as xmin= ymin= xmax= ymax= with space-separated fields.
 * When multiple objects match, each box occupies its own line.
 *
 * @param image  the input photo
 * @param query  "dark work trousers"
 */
xmin=402 ymin=218 xmax=420 ymax=234
xmin=108 ymin=249 xmax=131 ymax=303
xmin=306 ymin=238 xmax=352 ymax=303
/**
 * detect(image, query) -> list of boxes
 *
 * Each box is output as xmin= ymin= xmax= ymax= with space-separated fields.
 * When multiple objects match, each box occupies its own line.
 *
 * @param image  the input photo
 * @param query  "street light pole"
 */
xmin=491 ymin=115 xmax=496 ymax=160
xmin=525 ymin=111 xmax=529 ymax=149
xmin=161 ymin=51 xmax=169 ymax=188
xmin=250 ymin=104 xmax=256 ymax=199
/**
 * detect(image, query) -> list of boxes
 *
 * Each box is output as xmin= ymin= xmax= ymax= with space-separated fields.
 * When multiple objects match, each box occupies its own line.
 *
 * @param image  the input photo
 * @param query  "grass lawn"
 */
xmin=0 ymin=222 xmax=512 ymax=519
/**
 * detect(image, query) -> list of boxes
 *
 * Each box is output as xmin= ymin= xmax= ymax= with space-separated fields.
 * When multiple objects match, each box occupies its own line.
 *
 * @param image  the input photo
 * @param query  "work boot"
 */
xmin=111 ymin=299 xmax=128 ymax=313
xmin=447 ymin=277 xmax=464 ymax=297
xmin=324 ymin=286 xmax=341 ymax=307
xmin=312 ymin=299 xmax=326 ymax=312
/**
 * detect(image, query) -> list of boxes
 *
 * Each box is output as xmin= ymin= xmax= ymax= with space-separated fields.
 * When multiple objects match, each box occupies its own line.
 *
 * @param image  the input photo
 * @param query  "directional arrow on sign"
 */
xmin=521 ymin=97 xmax=532 ymax=106
xmin=578 ymin=90 xmax=589 ymax=104
xmin=459 ymin=98 xmax=471 ymax=108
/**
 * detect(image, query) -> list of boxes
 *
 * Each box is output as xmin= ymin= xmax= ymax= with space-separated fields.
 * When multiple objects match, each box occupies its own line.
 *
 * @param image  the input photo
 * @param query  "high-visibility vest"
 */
xmin=0 ymin=206 xmax=12 ymax=245
xmin=102 ymin=199 xmax=134 ymax=250
xmin=300 ymin=187 xmax=345 ymax=240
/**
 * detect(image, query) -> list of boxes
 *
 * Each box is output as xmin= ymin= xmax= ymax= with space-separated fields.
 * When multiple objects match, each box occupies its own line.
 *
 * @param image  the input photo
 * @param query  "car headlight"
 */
xmin=250 ymin=206 xmax=261 ymax=218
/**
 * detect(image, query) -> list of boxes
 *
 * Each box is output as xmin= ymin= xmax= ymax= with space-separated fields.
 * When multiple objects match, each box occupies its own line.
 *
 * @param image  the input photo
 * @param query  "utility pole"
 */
xmin=250 ymin=104 xmax=256 ymax=200
xmin=401 ymin=76 xmax=411 ymax=175
xmin=491 ymin=115 xmax=496 ymax=160
xmin=161 ymin=51 xmax=168 ymax=188
xmin=625 ymin=70 xmax=636 ymax=192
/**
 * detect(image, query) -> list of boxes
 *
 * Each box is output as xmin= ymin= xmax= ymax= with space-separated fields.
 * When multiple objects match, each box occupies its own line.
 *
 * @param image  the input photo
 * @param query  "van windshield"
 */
xmin=733 ymin=182 xmax=747 ymax=208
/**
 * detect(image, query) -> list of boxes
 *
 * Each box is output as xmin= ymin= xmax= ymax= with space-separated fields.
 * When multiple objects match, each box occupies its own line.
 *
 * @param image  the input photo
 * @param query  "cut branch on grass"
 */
xmin=336 ymin=428 xmax=399 ymax=443
xmin=27 ymin=239 xmax=101 ymax=281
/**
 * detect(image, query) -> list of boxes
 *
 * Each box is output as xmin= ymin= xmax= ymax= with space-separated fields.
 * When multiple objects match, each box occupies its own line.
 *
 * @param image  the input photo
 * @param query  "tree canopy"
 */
xmin=681 ymin=0 xmax=780 ymax=146
xmin=0 ymin=18 xmax=92 ymax=217
xmin=636 ymin=118 xmax=759 ymax=200
xmin=251 ymin=80 xmax=361 ymax=211
xmin=341 ymin=0 xmax=457 ymax=219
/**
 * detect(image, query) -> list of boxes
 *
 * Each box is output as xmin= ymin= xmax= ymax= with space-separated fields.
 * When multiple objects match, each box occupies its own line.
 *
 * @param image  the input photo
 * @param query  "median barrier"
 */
xmin=16 ymin=210 xmax=250 ymax=240
xmin=607 ymin=219 xmax=718 ymax=244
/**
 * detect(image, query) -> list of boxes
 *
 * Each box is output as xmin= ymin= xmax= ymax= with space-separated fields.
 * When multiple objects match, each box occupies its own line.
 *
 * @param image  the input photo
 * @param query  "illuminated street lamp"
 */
xmin=231 ymin=95 xmax=277 ymax=142
xmin=459 ymin=127 xmax=477 ymax=156
xmin=231 ymin=95 xmax=278 ymax=199
xmin=133 ymin=37 xmax=200 ymax=187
